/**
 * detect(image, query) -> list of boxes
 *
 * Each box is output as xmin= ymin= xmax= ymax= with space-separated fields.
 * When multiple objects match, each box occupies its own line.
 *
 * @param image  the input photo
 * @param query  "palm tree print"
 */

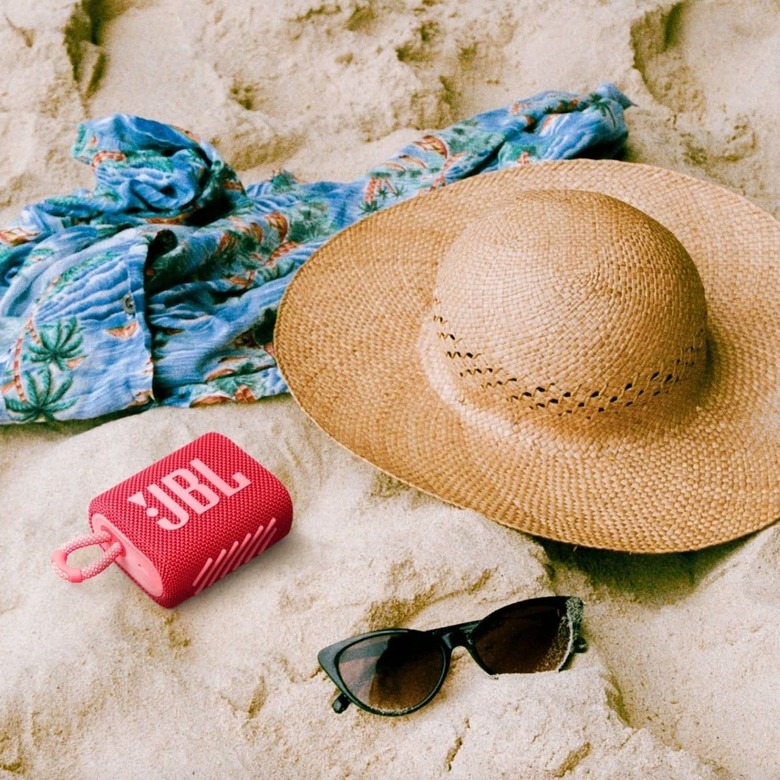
xmin=5 ymin=367 xmax=76 ymax=422
xmin=26 ymin=318 xmax=84 ymax=370
xmin=6 ymin=317 xmax=84 ymax=422
xmin=585 ymin=92 xmax=621 ymax=127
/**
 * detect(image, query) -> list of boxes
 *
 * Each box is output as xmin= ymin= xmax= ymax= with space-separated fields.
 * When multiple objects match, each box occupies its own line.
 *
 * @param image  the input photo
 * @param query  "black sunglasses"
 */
xmin=317 ymin=595 xmax=586 ymax=716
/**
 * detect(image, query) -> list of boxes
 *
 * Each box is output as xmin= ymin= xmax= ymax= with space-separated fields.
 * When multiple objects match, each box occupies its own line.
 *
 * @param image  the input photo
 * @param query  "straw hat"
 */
xmin=275 ymin=160 xmax=779 ymax=553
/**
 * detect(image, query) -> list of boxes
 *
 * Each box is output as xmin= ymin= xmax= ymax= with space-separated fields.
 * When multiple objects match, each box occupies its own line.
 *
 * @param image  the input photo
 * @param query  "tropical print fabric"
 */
xmin=0 ymin=84 xmax=631 ymax=423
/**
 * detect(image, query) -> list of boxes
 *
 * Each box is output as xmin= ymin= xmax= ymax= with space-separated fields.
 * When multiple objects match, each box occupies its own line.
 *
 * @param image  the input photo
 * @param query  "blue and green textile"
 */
xmin=0 ymin=84 xmax=631 ymax=423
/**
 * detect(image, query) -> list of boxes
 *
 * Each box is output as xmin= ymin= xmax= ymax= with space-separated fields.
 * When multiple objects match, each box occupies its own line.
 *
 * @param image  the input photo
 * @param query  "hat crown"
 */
xmin=432 ymin=189 xmax=708 ymax=420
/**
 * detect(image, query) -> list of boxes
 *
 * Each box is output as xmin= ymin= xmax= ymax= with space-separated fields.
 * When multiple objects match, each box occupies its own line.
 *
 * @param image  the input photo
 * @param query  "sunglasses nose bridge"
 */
xmin=437 ymin=625 xmax=494 ymax=677
xmin=438 ymin=627 xmax=470 ymax=654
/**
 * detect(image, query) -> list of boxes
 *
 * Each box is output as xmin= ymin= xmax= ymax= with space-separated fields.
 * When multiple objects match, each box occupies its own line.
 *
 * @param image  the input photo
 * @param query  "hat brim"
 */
xmin=275 ymin=160 xmax=780 ymax=552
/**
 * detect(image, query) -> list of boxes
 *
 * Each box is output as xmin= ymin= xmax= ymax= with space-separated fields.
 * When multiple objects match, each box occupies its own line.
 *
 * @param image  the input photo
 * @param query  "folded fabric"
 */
xmin=0 ymin=84 xmax=632 ymax=423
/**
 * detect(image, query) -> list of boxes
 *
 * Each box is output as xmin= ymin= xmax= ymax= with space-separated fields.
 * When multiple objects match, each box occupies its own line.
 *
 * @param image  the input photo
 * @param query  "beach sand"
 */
xmin=0 ymin=1 xmax=778 ymax=777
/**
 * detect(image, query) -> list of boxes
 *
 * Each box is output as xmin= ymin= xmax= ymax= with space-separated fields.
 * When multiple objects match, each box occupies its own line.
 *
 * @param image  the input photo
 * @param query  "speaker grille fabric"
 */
xmin=88 ymin=433 xmax=293 ymax=606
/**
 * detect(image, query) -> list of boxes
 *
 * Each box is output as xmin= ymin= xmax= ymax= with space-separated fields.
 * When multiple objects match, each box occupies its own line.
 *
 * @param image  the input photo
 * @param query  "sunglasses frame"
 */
xmin=318 ymin=595 xmax=586 ymax=717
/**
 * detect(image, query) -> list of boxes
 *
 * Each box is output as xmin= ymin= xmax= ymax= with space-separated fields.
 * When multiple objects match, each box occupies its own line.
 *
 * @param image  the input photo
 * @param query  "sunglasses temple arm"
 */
xmin=332 ymin=692 xmax=351 ymax=714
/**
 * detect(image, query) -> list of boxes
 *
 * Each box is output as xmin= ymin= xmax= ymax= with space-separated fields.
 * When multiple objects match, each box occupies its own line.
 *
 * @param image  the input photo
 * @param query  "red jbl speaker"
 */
xmin=52 ymin=432 xmax=293 ymax=608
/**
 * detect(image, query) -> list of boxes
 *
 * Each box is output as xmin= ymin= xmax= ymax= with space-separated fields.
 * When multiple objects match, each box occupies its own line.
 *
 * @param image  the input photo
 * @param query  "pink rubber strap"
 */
xmin=51 ymin=531 xmax=124 ymax=583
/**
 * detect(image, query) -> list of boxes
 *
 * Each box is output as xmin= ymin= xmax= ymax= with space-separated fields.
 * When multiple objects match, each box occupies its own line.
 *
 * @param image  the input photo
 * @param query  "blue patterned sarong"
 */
xmin=0 ymin=84 xmax=631 ymax=423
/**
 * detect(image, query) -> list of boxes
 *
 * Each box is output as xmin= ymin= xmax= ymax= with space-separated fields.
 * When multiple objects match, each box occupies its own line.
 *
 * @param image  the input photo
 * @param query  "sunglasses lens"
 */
xmin=336 ymin=631 xmax=446 ymax=715
xmin=473 ymin=600 xmax=571 ymax=674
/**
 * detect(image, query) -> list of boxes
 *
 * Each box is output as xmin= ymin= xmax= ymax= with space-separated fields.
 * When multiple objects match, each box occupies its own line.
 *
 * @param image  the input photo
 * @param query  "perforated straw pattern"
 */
xmin=430 ymin=190 xmax=708 ymax=422
xmin=275 ymin=160 xmax=780 ymax=553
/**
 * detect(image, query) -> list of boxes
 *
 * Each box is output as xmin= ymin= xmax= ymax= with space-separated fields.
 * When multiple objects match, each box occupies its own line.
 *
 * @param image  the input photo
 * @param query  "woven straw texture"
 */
xmin=275 ymin=160 xmax=779 ymax=553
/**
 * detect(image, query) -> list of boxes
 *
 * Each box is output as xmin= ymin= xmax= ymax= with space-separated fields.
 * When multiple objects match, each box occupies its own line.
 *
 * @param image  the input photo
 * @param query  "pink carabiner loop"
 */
xmin=51 ymin=531 xmax=124 ymax=583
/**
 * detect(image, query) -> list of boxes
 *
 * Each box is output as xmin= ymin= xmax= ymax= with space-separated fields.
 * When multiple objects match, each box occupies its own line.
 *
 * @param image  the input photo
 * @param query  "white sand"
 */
xmin=0 ymin=1 xmax=778 ymax=777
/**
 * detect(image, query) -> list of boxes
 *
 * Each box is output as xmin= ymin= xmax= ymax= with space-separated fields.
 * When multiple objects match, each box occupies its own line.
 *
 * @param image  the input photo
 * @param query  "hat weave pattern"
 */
xmin=276 ymin=160 xmax=779 ymax=552
xmin=426 ymin=190 xmax=708 ymax=423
